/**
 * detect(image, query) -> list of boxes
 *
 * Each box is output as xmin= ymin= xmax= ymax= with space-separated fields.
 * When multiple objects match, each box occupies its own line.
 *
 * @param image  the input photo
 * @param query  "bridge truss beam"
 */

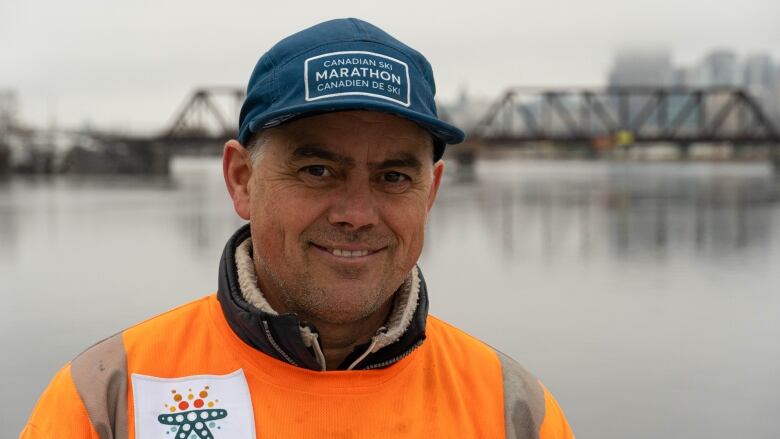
xmin=470 ymin=87 xmax=780 ymax=147
xmin=165 ymin=87 xmax=245 ymax=139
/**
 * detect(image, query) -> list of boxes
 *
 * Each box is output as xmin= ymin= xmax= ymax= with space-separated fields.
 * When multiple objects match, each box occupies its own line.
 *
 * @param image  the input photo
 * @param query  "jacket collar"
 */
xmin=216 ymin=223 xmax=428 ymax=371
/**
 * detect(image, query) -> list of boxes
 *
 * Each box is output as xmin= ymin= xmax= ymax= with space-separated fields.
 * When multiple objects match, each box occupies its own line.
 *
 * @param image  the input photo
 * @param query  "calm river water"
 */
xmin=2 ymin=158 xmax=779 ymax=438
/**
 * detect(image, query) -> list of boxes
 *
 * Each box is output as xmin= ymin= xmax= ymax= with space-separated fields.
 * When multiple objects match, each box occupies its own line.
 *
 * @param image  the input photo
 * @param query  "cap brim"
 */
xmin=244 ymin=99 xmax=465 ymax=146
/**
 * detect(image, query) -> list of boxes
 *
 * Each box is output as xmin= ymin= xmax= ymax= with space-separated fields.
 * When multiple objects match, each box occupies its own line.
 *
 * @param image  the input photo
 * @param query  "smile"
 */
xmin=311 ymin=244 xmax=382 ymax=258
xmin=330 ymin=248 xmax=370 ymax=257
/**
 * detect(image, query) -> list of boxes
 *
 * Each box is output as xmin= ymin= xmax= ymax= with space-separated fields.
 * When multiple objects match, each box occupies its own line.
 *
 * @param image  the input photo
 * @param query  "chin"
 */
xmin=296 ymin=284 xmax=391 ymax=325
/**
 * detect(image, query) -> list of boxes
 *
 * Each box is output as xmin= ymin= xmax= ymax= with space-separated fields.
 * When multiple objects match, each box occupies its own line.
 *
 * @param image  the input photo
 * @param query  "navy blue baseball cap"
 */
xmin=238 ymin=18 xmax=465 ymax=161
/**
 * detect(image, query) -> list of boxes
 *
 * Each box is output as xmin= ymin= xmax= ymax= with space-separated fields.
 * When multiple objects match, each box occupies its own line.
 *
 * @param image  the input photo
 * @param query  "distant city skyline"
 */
xmin=2 ymin=0 xmax=779 ymax=132
xmin=607 ymin=47 xmax=780 ymax=87
xmin=604 ymin=47 xmax=780 ymax=124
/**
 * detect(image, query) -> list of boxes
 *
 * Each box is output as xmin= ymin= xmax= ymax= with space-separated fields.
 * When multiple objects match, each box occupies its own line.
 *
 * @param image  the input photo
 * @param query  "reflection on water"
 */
xmin=430 ymin=162 xmax=779 ymax=262
xmin=2 ymin=158 xmax=779 ymax=439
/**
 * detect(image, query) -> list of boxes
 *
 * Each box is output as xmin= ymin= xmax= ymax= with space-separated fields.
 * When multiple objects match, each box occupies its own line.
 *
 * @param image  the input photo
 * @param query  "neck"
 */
xmin=295 ymin=298 xmax=394 ymax=370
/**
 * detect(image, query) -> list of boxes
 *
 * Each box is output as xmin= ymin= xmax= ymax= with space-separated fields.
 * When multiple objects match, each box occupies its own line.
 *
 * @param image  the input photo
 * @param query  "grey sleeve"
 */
xmin=70 ymin=333 xmax=129 ymax=439
xmin=494 ymin=349 xmax=546 ymax=439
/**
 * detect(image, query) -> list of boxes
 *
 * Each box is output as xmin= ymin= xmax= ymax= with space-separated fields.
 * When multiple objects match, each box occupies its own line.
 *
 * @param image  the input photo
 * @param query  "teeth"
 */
xmin=330 ymin=248 xmax=370 ymax=257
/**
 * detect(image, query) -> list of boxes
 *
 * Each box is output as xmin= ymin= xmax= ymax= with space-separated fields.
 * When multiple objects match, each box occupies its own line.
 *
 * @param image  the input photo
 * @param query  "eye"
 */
xmin=383 ymin=171 xmax=409 ymax=183
xmin=379 ymin=171 xmax=412 ymax=193
xmin=301 ymin=165 xmax=331 ymax=177
xmin=298 ymin=165 xmax=336 ymax=187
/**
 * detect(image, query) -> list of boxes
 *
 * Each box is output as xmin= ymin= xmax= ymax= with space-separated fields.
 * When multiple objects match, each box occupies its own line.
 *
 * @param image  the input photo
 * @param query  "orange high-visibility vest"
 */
xmin=21 ymin=294 xmax=573 ymax=438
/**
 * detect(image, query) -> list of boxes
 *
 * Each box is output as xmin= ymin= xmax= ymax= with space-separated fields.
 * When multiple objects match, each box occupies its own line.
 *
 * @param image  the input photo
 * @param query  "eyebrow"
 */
xmin=291 ymin=146 xmax=355 ymax=167
xmin=369 ymin=154 xmax=423 ymax=173
xmin=291 ymin=146 xmax=423 ymax=173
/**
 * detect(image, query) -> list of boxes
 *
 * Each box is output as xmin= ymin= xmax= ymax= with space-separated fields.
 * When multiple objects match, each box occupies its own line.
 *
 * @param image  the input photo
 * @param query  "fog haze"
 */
xmin=2 ymin=0 xmax=779 ymax=132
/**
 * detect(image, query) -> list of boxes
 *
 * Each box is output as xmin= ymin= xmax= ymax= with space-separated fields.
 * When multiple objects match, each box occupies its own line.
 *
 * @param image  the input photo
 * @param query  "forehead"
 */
xmin=264 ymin=111 xmax=434 ymax=161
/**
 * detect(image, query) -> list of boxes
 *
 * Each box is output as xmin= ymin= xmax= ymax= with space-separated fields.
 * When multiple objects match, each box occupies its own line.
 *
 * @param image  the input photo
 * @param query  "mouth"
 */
xmin=310 ymin=243 xmax=384 ymax=259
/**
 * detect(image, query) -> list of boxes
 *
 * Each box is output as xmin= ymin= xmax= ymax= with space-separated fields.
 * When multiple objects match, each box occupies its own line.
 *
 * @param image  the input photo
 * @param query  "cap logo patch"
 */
xmin=304 ymin=51 xmax=411 ymax=107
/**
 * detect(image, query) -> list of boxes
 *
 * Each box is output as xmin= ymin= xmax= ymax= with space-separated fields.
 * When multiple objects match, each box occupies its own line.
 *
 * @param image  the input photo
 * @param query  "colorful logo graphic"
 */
xmin=157 ymin=386 xmax=228 ymax=439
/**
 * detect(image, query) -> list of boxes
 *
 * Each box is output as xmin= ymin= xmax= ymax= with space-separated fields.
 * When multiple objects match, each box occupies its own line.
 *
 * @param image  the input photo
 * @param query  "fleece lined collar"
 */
xmin=216 ymin=223 xmax=429 ymax=371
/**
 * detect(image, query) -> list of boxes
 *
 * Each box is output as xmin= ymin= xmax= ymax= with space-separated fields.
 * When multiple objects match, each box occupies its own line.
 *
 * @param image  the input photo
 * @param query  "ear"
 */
xmin=426 ymin=160 xmax=445 ymax=212
xmin=222 ymin=139 xmax=254 ymax=220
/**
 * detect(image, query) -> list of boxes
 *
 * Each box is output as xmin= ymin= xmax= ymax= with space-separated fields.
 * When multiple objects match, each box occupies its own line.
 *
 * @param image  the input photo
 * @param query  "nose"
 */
xmin=327 ymin=177 xmax=380 ymax=231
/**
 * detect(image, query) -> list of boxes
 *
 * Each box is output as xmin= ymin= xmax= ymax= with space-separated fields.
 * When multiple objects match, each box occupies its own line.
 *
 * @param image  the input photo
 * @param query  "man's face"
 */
xmin=233 ymin=111 xmax=444 ymax=324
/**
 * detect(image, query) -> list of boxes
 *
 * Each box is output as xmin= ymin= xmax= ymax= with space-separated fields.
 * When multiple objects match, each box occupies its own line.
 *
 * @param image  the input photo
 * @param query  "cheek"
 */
xmin=383 ymin=202 xmax=429 ymax=248
xmin=250 ymin=187 xmax=330 ymax=252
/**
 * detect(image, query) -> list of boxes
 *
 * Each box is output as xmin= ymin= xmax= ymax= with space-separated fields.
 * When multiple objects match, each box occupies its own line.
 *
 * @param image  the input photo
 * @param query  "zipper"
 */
xmin=261 ymin=320 xmax=299 ymax=367
xmin=361 ymin=339 xmax=424 ymax=370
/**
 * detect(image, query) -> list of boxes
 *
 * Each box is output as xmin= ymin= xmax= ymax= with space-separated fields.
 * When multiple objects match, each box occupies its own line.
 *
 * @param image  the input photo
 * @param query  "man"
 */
xmin=22 ymin=18 xmax=573 ymax=438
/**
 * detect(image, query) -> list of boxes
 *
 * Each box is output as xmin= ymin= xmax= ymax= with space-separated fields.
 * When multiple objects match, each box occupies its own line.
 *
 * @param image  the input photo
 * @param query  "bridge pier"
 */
xmin=449 ymin=142 xmax=480 ymax=182
xmin=145 ymin=142 xmax=172 ymax=175
xmin=771 ymin=145 xmax=780 ymax=176
xmin=0 ymin=142 xmax=9 ymax=175
xmin=452 ymin=150 xmax=476 ymax=182
xmin=678 ymin=142 xmax=691 ymax=161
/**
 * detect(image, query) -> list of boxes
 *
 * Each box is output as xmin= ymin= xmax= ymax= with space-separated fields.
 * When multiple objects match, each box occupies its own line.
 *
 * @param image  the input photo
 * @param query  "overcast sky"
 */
xmin=2 ymin=0 xmax=779 ymax=132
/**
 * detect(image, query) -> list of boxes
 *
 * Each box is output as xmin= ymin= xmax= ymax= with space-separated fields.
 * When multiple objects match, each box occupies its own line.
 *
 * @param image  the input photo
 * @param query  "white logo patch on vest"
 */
xmin=132 ymin=369 xmax=255 ymax=439
xmin=304 ymin=51 xmax=411 ymax=107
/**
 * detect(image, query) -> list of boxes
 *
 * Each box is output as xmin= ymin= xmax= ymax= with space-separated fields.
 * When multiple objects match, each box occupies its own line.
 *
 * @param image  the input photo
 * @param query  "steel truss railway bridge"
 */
xmin=60 ymin=85 xmax=780 ymax=173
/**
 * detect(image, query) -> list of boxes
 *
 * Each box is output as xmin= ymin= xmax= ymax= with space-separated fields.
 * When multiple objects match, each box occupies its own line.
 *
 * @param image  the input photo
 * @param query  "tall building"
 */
xmin=672 ymin=66 xmax=697 ymax=87
xmin=743 ymin=54 xmax=774 ymax=89
xmin=741 ymin=54 xmax=777 ymax=125
xmin=770 ymin=66 xmax=780 ymax=127
xmin=606 ymin=49 xmax=675 ymax=133
xmin=608 ymin=48 xmax=674 ymax=87
xmin=0 ymin=90 xmax=18 ymax=133
xmin=699 ymin=50 xmax=739 ymax=87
